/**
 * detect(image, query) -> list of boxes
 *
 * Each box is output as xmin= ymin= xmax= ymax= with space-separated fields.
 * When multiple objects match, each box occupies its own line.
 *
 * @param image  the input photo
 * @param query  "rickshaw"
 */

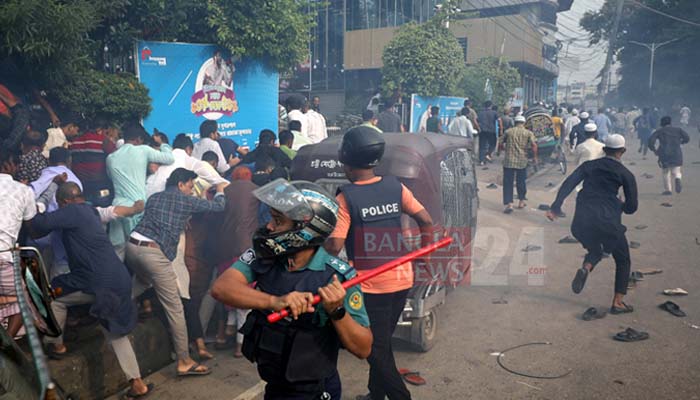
xmin=291 ymin=132 xmax=478 ymax=351
xmin=1 ymin=247 xmax=72 ymax=400
xmin=524 ymin=106 xmax=567 ymax=174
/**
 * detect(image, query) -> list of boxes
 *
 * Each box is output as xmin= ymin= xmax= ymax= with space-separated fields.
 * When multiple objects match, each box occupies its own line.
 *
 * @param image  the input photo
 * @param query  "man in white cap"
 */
xmin=569 ymin=111 xmax=590 ymax=149
xmin=546 ymin=134 xmax=638 ymax=314
xmin=574 ymin=123 xmax=605 ymax=167
xmin=498 ymin=115 xmax=537 ymax=214
xmin=563 ymin=109 xmax=580 ymax=147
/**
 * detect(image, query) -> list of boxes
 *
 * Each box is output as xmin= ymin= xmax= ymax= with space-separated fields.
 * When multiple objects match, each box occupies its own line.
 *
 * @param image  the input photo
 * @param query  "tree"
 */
xmin=0 ymin=0 xmax=318 ymax=124
xmin=207 ymin=1 xmax=320 ymax=73
xmin=580 ymin=0 xmax=700 ymax=106
xmin=381 ymin=20 xmax=465 ymax=97
xmin=458 ymin=57 xmax=520 ymax=108
xmin=54 ymin=70 xmax=152 ymax=123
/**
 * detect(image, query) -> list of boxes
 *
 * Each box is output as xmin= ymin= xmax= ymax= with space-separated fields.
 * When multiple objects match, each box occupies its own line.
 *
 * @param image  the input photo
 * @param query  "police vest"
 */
xmin=239 ymin=251 xmax=355 ymax=386
xmin=339 ymin=176 xmax=405 ymax=270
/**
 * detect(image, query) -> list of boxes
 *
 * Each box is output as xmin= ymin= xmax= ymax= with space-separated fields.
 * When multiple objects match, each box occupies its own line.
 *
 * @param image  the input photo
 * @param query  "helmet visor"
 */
xmin=252 ymin=178 xmax=314 ymax=222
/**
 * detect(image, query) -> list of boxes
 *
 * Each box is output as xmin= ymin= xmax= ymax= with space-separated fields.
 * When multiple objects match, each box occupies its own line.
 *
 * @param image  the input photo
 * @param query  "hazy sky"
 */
xmin=557 ymin=0 xmax=611 ymax=86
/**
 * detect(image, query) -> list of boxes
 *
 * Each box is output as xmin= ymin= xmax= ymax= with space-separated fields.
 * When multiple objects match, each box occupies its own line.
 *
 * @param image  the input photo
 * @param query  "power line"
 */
xmin=627 ymin=0 xmax=700 ymax=28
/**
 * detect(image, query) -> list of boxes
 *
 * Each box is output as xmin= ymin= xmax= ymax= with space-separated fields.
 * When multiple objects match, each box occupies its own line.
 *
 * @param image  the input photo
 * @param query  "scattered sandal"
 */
xmin=582 ymin=307 xmax=607 ymax=321
xmin=558 ymin=235 xmax=578 ymax=244
xmin=522 ymin=245 xmax=542 ymax=252
xmin=634 ymin=225 xmax=648 ymax=230
xmin=538 ymin=204 xmax=551 ymax=211
xmin=629 ymin=241 xmax=641 ymax=249
xmin=610 ymin=302 xmax=634 ymax=315
xmin=659 ymin=301 xmax=686 ymax=317
xmin=613 ymin=327 xmax=649 ymax=342
xmin=662 ymin=288 xmax=688 ymax=296
xmin=487 ymin=183 xmax=498 ymax=189
xmin=660 ymin=202 xmax=673 ymax=208
xmin=398 ymin=368 xmax=427 ymax=386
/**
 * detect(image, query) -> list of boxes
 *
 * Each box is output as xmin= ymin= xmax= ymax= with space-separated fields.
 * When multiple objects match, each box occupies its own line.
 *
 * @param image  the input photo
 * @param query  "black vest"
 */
xmin=339 ymin=176 xmax=405 ymax=270
xmin=239 ymin=252 xmax=354 ymax=387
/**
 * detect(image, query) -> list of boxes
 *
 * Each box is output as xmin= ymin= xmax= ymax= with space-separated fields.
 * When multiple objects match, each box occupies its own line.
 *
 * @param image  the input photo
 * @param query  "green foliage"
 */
xmin=207 ymin=1 xmax=320 ymax=73
xmin=459 ymin=57 xmax=520 ymax=108
xmin=381 ymin=21 xmax=465 ymax=97
xmin=0 ymin=0 xmax=100 ymax=84
xmin=54 ymin=70 xmax=152 ymax=124
xmin=581 ymin=0 xmax=700 ymax=106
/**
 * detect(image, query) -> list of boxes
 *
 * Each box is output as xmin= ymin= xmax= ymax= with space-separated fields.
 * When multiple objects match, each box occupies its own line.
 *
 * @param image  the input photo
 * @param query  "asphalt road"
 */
xmin=122 ymin=135 xmax=700 ymax=400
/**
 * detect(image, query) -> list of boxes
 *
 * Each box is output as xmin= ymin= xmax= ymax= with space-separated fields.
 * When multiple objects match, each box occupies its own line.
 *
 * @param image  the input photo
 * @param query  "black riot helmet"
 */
xmin=338 ymin=126 xmax=385 ymax=168
xmin=252 ymin=179 xmax=339 ymax=259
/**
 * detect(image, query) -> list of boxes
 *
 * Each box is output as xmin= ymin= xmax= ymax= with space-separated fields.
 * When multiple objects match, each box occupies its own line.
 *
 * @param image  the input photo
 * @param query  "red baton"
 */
xmin=267 ymin=237 xmax=453 ymax=323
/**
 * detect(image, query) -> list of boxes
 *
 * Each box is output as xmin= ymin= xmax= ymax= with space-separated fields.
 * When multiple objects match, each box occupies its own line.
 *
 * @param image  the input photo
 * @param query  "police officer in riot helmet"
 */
xmin=325 ymin=126 xmax=434 ymax=400
xmin=213 ymin=179 xmax=372 ymax=400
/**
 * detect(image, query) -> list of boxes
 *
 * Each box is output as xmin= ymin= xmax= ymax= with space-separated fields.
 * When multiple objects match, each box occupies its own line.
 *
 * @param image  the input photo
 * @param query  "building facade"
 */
xmin=282 ymin=0 xmax=573 ymax=121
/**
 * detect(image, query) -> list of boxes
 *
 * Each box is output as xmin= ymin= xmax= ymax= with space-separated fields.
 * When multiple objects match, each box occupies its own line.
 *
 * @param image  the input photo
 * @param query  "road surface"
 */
xmin=115 ymin=137 xmax=700 ymax=400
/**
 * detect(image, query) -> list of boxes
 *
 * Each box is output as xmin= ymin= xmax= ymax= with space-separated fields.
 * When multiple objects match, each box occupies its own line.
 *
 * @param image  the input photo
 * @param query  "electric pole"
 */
xmin=598 ymin=0 xmax=625 ymax=105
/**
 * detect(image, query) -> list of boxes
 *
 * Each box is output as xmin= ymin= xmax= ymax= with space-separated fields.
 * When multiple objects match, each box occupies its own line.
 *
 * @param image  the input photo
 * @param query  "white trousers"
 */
xmin=663 ymin=166 xmax=682 ymax=192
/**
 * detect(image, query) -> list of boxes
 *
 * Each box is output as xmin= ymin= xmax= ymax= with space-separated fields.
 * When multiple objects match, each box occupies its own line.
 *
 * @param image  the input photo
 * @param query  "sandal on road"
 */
xmin=571 ymin=267 xmax=588 ymax=294
xmin=121 ymin=383 xmax=154 ymax=400
xmin=613 ymin=328 xmax=649 ymax=342
xmin=659 ymin=301 xmax=686 ymax=317
xmin=398 ymin=368 xmax=426 ymax=386
xmin=582 ymin=307 xmax=607 ymax=321
xmin=610 ymin=302 xmax=634 ymax=315
xmin=177 ymin=363 xmax=211 ymax=377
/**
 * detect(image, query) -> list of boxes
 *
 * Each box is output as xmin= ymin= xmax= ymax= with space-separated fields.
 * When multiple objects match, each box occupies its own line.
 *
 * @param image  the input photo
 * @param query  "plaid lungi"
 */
xmin=0 ymin=260 xmax=20 ymax=319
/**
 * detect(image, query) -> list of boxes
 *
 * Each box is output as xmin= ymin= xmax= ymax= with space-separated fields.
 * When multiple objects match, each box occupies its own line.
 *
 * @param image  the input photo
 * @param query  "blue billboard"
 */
xmin=409 ymin=94 xmax=466 ymax=133
xmin=136 ymin=41 xmax=278 ymax=147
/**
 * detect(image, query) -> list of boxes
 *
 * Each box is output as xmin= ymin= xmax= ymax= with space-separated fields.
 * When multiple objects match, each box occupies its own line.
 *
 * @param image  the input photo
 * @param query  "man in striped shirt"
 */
xmin=69 ymin=117 xmax=116 ymax=207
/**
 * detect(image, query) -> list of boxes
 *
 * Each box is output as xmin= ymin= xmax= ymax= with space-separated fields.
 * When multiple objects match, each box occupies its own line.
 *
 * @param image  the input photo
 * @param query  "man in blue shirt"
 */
xmin=592 ymin=108 xmax=613 ymax=143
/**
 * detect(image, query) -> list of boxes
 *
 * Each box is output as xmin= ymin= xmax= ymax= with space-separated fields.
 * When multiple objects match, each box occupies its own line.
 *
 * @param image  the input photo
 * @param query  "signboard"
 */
xmin=506 ymin=87 xmax=524 ymax=109
xmin=136 ymin=41 xmax=278 ymax=147
xmin=409 ymin=95 xmax=466 ymax=133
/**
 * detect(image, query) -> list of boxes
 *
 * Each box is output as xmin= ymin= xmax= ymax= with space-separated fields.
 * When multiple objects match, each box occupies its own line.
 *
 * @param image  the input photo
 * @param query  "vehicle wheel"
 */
xmin=412 ymin=309 xmax=438 ymax=352
xmin=559 ymin=152 xmax=567 ymax=174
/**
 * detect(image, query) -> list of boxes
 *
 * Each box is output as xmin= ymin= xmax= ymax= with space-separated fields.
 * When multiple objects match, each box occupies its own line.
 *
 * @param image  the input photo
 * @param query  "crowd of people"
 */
xmin=1 ymin=78 xmax=697 ymax=399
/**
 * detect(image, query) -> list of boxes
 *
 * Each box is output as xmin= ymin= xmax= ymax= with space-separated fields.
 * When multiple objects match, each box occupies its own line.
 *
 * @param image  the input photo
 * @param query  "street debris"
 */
xmin=629 ymin=241 xmax=641 ymax=249
xmin=660 ymin=202 xmax=673 ymax=207
xmin=642 ymin=173 xmax=654 ymax=179
xmin=629 ymin=161 xmax=637 ymax=166
xmin=558 ymin=235 xmax=578 ymax=244
xmin=516 ymin=381 xmax=542 ymax=391
xmin=634 ymin=225 xmax=648 ymax=230
xmin=496 ymin=342 xmax=572 ymax=379
xmin=545 ymin=182 xmax=555 ymax=188
xmin=638 ymin=268 xmax=662 ymax=276
xmin=487 ymin=183 xmax=498 ymax=189
xmin=613 ymin=380 xmax=625 ymax=385
xmin=492 ymin=299 xmax=508 ymax=305
xmin=482 ymin=166 xmax=489 ymax=170
xmin=683 ymin=321 xmax=700 ymax=330
xmin=538 ymin=204 xmax=550 ymax=211
xmin=522 ymin=245 xmax=542 ymax=252
xmin=662 ymin=288 xmax=688 ymax=296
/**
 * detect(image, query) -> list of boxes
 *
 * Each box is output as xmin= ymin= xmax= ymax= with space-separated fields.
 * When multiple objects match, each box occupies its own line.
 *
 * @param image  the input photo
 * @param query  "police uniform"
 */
xmin=233 ymin=247 xmax=370 ymax=400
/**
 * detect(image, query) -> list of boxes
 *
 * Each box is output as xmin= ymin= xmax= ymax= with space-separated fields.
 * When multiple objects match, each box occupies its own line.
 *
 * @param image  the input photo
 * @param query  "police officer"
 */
xmin=325 ymin=126 xmax=434 ymax=400
xmin=212 ymin=179 xmax=372 ymax=400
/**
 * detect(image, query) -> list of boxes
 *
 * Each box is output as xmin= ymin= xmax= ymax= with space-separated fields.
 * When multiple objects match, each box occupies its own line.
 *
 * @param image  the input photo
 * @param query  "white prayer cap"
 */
xmin=580 ymin=111 xmax=590 ymax=119
xmin=584 ymin=123 xmax=597 ymax=133
xmin=514 ymin=115 xmax=526 ymax=123
xmin=605 ymin=134 xmax=626 ymax=149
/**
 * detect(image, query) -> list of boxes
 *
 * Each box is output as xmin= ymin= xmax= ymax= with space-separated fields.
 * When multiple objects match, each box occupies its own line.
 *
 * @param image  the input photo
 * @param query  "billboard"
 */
xmin=136 ymin=41 xmax=278 ymax=147
xmin=409 ymin=95 xmax=466 ymax=133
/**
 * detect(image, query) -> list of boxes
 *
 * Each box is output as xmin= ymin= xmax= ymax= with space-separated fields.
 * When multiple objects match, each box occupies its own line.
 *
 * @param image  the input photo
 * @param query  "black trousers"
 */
xmin=502 ymin=167 xmax=527 ymax=205
xmin=572 ymin=218 xmax=631 ymax=295
xmin=365 ymin=289 xmax=411 ymax=400
xmin=264 ymin=370 xmax=341 ymax=400
xmin=478 ymin=132 xmax=496 ymax=162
